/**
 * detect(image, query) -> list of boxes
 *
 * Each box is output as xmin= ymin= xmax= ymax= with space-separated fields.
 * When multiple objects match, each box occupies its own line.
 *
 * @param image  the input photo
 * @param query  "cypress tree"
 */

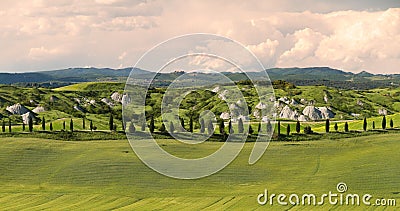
xmin=129 ymin=122 xmax=136 ymax=133
xmin=189 ymin=116 xmax=193 ymax=133
xmin=149 ymin=116 xmax=155 ymax=133
xmin=8 ymin=119 xmax=11 ymax=133
xmin=344 ymin=122 xmax=349 ymax=132
xmin=159 ymin=123 xmax=166 ymax=133
xmin=90 ymin=120 xmax=93 ymax=131
xmin=207 ymin=120 xmax=214 ymax=135
xmin=266 ymin=120 xmax=272 ymax=134
xmin=286 ymin=124 xmax=290 ymax=136
xmin=83 ymin=118 xmax=86 ymax=130
xmin=2 ymin=120 xmax=5 ymax=132
xmin=229 ymin=120 xmax=234 ymax=134
xmin=170 ymin=122 xmax=175 ymax=133
xmin=141 ymin=121 xmax=146 ymax=131
xmin=257 ymin=122 xmax=261 ymax=133
xmin=382 ymin=115 xmax=386 ymax=129
xmin=296 ymin=120 xmax=301 ymax=133
xmin=63 ymin=121 xmax=66 ymax=130
xmin=372 ymin=121 xmax=375 ymax=129
xmin=325 ymin=119 xmax=330 ymax=133
xmin=277 ymin=120 xmax=281 ymax=136
xmin=363 ymin=118 xmax=367 ymax=131
xmin=238 ymin=118 xmax=244 ymax=133
xmin=28 ymin=117 xmax=33 ymax=132
xmin=42 ymin=117 xmax=45 ymax=131
xmin=50 ymin=122 xmax=53 ymax=131
xmin=390 ymin=119 xmax=394 ymax=128
xmin=180 ymin=117 xmax=185 ymax=131
xmin=249 ymin=125 xmax=254 ymax=134
xmin=334 ymin=123 xmax=338 ymax=132
xmin=218 ymin=120 xmax=225 ymax=135
xmin=200 ymin=118 xmax=205 ymax=133
xmin=109 ymin=113 xmax=114 ymax=131
xmin=70 ymin=119 xmax=74 ymax=132
xmin=22 ymin=122 xmax=25 ymax=131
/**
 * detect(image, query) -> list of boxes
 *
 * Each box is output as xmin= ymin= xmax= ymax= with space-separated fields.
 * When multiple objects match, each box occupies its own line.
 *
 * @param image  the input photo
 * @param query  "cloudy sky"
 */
xmin=0 ymin=0 xmax=399 ymax=73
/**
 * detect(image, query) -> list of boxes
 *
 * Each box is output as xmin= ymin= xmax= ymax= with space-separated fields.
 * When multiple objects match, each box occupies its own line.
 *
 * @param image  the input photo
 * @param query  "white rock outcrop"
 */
xmin=6 ymin=103 xmax=30 ymax=115
xmin=220 ymin=112 xmax=230 ymax=120
xmin=111 ymin=92 xmax=122 ymax=102
xmin=279 ymin=105 xmax=299 ymax=120
xmin=302 ymin=106 xmax=335 ymax=120
xmin=21 ymin=112 xmax=37 ymax=124
xmin=298 ymin=115 xmax=309 ymax=122
xmin=32 ymin=106 xmax=46 ymax=113
xmin=303 ymin=106 xmax=322 ymax=120
xmin=101 ymin=98 xmax=114 ymax=107
xmin=255 ymin=102 xmax=267 ymax=110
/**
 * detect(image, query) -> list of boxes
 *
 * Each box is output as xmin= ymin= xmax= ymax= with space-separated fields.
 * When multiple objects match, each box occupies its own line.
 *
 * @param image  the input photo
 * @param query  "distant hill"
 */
xmin=0 ymin=67 xmax=149 ymax=85
xmin=0 ymin=66 xmax=399 ymax=89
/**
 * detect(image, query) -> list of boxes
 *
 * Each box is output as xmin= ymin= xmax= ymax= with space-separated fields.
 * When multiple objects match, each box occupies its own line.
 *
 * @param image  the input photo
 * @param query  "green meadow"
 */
xmin=0 ymin=133 xmax=399 ymax=210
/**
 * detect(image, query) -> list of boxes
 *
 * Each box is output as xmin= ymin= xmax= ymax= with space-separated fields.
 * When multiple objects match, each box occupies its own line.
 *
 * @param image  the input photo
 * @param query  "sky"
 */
xmin=0 ymin=0 xmax=399 ymax=73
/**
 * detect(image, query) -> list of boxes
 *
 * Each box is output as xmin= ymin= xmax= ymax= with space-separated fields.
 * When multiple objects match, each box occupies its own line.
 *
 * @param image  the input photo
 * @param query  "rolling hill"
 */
xmin=1 ymin=66 xmax=400 ymax=90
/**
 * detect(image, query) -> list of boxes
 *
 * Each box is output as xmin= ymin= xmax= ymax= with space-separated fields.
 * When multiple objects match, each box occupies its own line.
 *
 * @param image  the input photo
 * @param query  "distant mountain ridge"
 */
xmin=0 ymin=66 xmax=399 ymax=89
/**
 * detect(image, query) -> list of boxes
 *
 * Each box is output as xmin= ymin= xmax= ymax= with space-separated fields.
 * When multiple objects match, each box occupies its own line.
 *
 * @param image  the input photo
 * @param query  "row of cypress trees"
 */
xmin=1 ymin=116 xmax=96 ymax=133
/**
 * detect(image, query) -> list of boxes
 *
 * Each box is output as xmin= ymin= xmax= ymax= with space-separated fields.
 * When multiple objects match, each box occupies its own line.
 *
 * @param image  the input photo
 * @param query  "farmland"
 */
xmin=0 ymin=134 xmax=398 ymax=210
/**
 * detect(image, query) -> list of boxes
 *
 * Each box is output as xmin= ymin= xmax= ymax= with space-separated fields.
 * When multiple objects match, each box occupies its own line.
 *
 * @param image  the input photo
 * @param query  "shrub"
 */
xmin=304 ymin=126 xmax=313 ymax=134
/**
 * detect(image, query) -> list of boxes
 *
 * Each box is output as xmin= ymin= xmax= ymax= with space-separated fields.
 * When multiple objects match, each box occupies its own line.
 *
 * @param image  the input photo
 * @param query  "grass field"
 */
xmin=0 ymin=134 xmax=399 ymax=210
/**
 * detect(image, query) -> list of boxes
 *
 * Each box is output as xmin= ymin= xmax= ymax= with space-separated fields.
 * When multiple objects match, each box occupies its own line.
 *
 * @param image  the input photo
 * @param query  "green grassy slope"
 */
xmin=0 ymin=135 xmax=398 ymax=210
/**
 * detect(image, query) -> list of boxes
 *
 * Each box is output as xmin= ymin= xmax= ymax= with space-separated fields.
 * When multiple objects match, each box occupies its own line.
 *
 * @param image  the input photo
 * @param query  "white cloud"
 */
xmin=0 ymin=1 xmax=399 ymax=73
xmin=28 ymin=46 xmax=63 ymax=60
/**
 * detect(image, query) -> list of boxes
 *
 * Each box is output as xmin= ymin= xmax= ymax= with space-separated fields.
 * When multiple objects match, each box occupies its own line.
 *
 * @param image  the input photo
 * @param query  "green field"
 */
xmin=0 ymin=134 xmax=398 ymax=210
